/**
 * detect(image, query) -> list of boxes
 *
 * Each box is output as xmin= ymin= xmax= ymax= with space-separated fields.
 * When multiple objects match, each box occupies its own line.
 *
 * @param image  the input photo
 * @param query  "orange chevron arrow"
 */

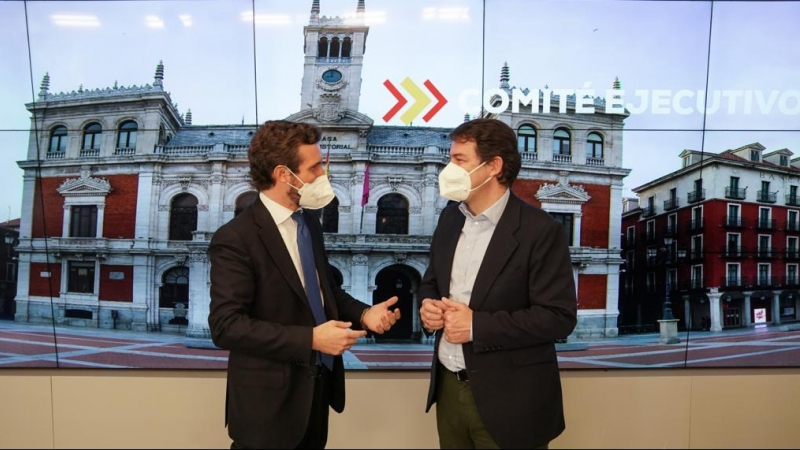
xmin=382 ymin=79 xmax=407 ymax=122
xmin=422 ymin=79 xmax=447 ymax=122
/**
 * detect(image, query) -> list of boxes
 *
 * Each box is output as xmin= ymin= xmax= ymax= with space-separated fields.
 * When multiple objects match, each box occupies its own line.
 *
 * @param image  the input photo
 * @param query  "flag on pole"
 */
xmin=361 ymin=162 xmax=370 ymax=206
xmin=323 ymin=146 xmax=331 ymax=176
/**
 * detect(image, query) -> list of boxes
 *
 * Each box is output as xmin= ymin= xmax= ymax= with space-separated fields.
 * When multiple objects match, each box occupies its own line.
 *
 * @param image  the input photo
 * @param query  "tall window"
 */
xmin=727 ymin=264 xmax=739 ymax=285
xmin=586 ymin=132 xmax=603 ymax=158
xmin=68 ymin=261 xmax=95 ymax=294
xmin=758 ymin=264 xmax=771 ymax=285
xmin=330 ymin=37 xmax=341 ymax=57
xmin=49 ymin=126 xmax=68 ymax=153
xmin=552 ymin=128 xmax=571 ymax=155
xmin=730 ymin=176 xmax=740 ymax=190
xmin=235 ymin=191 xmax=258 ymax=217
xmin=317 ymin=36 xmax=328 ymax=57
xmin=549 ymin=212 xmax=574 ymax=246
xmin=692 ymin=265 xmax=703 ymax=286
xmin=117 ymin=120 xmax=138 ymax=149
xmin=781 ymin=155 xmax=789 ymax=166
xmin=341 ymin=37 xmax=352 ymax=57
xmin=82 ymin=123 xmax=102 ymax=150
xmin=751 ymin=149 xmax=760 ymax=162
xmin=376 ymin=194 xmax=409 ymax=234
xmin=517 ymin=125 xmax=536 ymax=153
xmin=169 ymin=194 xmax=198 ymax=241
xmin=70 ymin=205 xmax=98 ymax=238
xmin=788 ymin=265 xmax=798 ymax=284
xmin=321 ymin=197 xmax=339 ymax=233
xmin=160 ymin=267 xmax=189 ymax=308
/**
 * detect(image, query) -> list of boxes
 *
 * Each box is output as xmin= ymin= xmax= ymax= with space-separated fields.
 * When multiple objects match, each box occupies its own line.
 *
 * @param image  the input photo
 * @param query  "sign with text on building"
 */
xmin=319 ymin=133 xmax=357 ymax=151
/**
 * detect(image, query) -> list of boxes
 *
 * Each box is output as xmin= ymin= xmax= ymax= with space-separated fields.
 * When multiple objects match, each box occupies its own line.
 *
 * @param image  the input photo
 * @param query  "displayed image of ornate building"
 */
xmin=13 ymin=0 xmax=631 ymax=341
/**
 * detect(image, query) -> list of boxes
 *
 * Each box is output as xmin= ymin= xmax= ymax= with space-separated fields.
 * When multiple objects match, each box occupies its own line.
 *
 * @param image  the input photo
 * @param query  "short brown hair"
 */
xmin=449 ymin=118 xmax=521 ymax=186
xmin=248 ymin=120 xmax=322 ymax=190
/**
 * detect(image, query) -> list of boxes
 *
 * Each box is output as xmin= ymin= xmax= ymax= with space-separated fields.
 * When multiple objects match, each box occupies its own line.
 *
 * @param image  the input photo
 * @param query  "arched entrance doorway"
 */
xmin=372 ymin=264 xmax=420 ymax=341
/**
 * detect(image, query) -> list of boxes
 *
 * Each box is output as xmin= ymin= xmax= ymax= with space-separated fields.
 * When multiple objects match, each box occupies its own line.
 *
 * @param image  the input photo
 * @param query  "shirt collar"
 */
xmin=259 ymin=191 xmax=298 ymax=226
xmin=458 ymin=188 xmax=510 ymax=226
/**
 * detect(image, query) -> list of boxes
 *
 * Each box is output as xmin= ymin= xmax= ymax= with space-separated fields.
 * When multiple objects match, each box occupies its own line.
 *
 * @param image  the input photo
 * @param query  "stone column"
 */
xmin=708 ymin=289 xmax=722 ymax=332
xmin=350 ymin=254 xmax=370 ymax=304
xmin=185 ymin=241 xmax=211 ymax=339
xmin=744 ymin=292 xmax=752 ymax=327
xmin=773 ymin=291 xmax=782 ymax=325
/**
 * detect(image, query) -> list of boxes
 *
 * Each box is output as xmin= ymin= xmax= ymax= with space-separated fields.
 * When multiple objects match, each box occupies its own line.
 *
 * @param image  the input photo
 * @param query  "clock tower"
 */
xmin=299 ymin=0 xmax=369 ymax=122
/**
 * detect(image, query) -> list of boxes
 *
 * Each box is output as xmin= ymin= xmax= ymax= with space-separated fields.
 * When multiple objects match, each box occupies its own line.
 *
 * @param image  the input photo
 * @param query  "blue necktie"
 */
xmin=292 ymin=211 xmax=334 ymax=371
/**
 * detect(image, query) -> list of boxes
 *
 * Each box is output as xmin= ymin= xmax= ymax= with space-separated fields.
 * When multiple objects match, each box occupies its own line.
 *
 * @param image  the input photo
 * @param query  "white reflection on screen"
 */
xmin=51 ymin=14 xmax=100 ymax=28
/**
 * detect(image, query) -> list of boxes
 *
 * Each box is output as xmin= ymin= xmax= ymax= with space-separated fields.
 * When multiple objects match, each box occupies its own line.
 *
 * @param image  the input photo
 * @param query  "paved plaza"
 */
xmin=1 ymin=320 xmax=799 ymax=370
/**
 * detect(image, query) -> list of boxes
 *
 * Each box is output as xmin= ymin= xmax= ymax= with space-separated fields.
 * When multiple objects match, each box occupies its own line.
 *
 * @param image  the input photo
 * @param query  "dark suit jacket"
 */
xmin=420 ymin=193 xmax=578 ymax=449
xmin=208 ymin=199 xmax=369 ymax=449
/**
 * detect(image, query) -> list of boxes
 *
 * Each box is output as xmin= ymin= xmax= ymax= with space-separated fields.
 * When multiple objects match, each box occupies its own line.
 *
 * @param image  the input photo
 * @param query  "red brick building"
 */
xmin=621 ymin=143 xmax=800 ymax=333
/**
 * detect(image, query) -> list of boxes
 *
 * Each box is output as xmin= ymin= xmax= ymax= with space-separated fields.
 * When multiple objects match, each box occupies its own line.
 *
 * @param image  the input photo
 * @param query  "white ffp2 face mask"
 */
xmin=438 ymin=161 xmax=492 ymax=202
xmin=284 ymin=168 xmax=335 ymax=210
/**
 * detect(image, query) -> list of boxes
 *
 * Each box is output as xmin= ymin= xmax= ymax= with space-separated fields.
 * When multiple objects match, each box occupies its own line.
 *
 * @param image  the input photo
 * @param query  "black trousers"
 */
xmin=232 ymin=366 xmax=331 ymax=449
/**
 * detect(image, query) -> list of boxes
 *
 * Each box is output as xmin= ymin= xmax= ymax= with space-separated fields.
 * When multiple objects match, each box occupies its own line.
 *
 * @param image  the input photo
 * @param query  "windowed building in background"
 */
xmin=13 ymin=0 xmax=629 ymax=340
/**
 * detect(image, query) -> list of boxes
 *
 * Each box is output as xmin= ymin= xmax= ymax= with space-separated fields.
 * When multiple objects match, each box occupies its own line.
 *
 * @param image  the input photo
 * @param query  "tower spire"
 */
xmin=38 ymin=72 xmax=50 ymax=99
xmin=357 ymin=0 xmax=365 ymax=14
xmin=185 ymin=109 xmax=192 ymax=125
xmin=310 ymin=0 xmax=320 ymax=23
xmin=153 ymin=60 xmax=164 ymax=88
xmin=499 ymin=62 xmax=510 ymax=90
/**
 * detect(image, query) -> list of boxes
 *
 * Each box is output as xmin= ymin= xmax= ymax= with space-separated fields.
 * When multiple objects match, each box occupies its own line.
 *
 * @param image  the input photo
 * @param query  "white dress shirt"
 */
xmin=438 ymin=188 xmax=510 ymax=372
xmin=259 ymin=192 xmax=323 ymax=305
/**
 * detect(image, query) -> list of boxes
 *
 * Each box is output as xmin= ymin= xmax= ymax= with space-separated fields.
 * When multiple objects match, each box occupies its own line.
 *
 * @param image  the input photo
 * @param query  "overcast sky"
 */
xmin=0 ymin=0 xmax=798 ymax=221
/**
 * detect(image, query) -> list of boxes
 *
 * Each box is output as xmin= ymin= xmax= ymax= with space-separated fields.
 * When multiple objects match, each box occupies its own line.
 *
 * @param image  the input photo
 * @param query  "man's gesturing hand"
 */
xmin=312 ymin=321 xmax=367 ymax=356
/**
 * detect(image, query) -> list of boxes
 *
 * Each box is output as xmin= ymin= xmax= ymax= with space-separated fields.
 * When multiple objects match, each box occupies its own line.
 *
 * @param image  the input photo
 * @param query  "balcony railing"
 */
xmin=757 ymin=190 xmax=778 ymax=203
xmin=586 ymin=157 xmax=605 ymax=166
xmin=756 ymin=247 xmax=777 ymax=259
xmin=641 ymin=206 xmax=656 ymax=218
xmin=725 ymin=216 xmax=745 ymax=228
xmin=46 ymin=151 xmax=65 ymax=160
xmin=757 ymin=218 xmax=777 ymax=231
xmin=663 ymin=198 xmax=679 ymax=211
xmin=725 ymin=187 xmax=747 ymax=200
xmin=787 ymin=194 xmax=800 ymax=206
xmin=687 ymin=189 xmax=706 ymax=203
xmin=786 ymin=250 xmax=800 ymax=260
xmin=688 ymin=219 xmax=704 ymax=232
xmin=316 ymin=56 xmax=352 ymax=64
xmin=114 ymin=147 xmax=136 ymax=156
xmin=519 ymin=152 xmax=538 ymax=161
xmin=625 ymin=236 xmax=635 ymax=246
xmin=723 ymin=246 xmax=745 ymax=258
xmin=721 ymin=276 xmax=743 ymax=288
xmin=689 ymin=249 xmax=705 ymax=261
xmin=664 ymin=225 xmax=678 ymax=237
xmin=642 ymin=230 xmax=656 ymax=242
xmin=680 ymin=278 xmax=706 ymax=290
xmin=79 ymin=149 xmax=99 ymax=157
xmin=755 ymin=276 xmax=779 ymax=288
xmin=553 ymin=153 xmax=572 ymax=164
xmin=786 ymin=276 xmax=800 ymax=288
xmin=788 ymin=220 xmax=800 ymax=232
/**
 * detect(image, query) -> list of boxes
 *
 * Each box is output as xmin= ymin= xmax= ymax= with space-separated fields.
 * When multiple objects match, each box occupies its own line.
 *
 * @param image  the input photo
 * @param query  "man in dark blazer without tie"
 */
xmin=420 ymin=118 xmax=577 ymax=449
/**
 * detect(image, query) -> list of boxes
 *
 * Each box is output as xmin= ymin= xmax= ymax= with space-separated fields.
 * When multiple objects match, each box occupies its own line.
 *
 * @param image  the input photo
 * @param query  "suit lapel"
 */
xmin=437 ymin=208 xmax=466 ymax=298
xmin=468 ymin=194 xmax=521 ymax=311
xmin=252 ymin=201 xmax=309 ymax=307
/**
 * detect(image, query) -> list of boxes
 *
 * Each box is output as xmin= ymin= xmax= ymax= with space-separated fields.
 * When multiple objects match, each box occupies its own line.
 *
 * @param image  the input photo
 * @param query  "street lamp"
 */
xmin=662 ymin=236 xmax=675 ymax=320
xmin=661 ymin=236 xmax=688 ymax=320
xmin=4 ymin=233 xmax=15 ymax=246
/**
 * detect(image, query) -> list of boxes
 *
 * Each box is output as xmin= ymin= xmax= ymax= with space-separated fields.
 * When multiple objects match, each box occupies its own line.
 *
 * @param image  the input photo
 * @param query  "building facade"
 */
xmin=13 ymin=0 xmax=630 ymax=340
xmin=620 ymin=143 xmax=800 ymax=334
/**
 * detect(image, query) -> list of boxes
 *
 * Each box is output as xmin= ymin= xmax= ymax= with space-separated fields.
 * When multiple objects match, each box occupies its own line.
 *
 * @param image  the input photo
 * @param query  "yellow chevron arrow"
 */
xmin=400 ymin=77 xmax=431 ymax=124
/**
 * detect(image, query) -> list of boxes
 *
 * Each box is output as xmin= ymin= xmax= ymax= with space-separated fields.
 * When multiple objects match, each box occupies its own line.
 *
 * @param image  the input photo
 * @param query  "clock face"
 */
xmin=321 ymin=69 xmax=342 ymax=83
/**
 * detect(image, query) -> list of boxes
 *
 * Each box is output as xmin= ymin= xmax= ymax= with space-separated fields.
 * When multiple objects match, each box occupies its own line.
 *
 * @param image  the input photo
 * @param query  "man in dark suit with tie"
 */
xmin=419 ymin=118 xmax=578 ymax=449
xmin=208 ymin=120 xmax=401 ymax=449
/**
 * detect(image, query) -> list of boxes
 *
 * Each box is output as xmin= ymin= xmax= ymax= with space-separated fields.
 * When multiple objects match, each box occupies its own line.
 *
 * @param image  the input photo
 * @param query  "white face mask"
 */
xmin=284 ymin=168 xmax=335 ymax=210
xmin=438 ymin=161 xmax=492 ymax=202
